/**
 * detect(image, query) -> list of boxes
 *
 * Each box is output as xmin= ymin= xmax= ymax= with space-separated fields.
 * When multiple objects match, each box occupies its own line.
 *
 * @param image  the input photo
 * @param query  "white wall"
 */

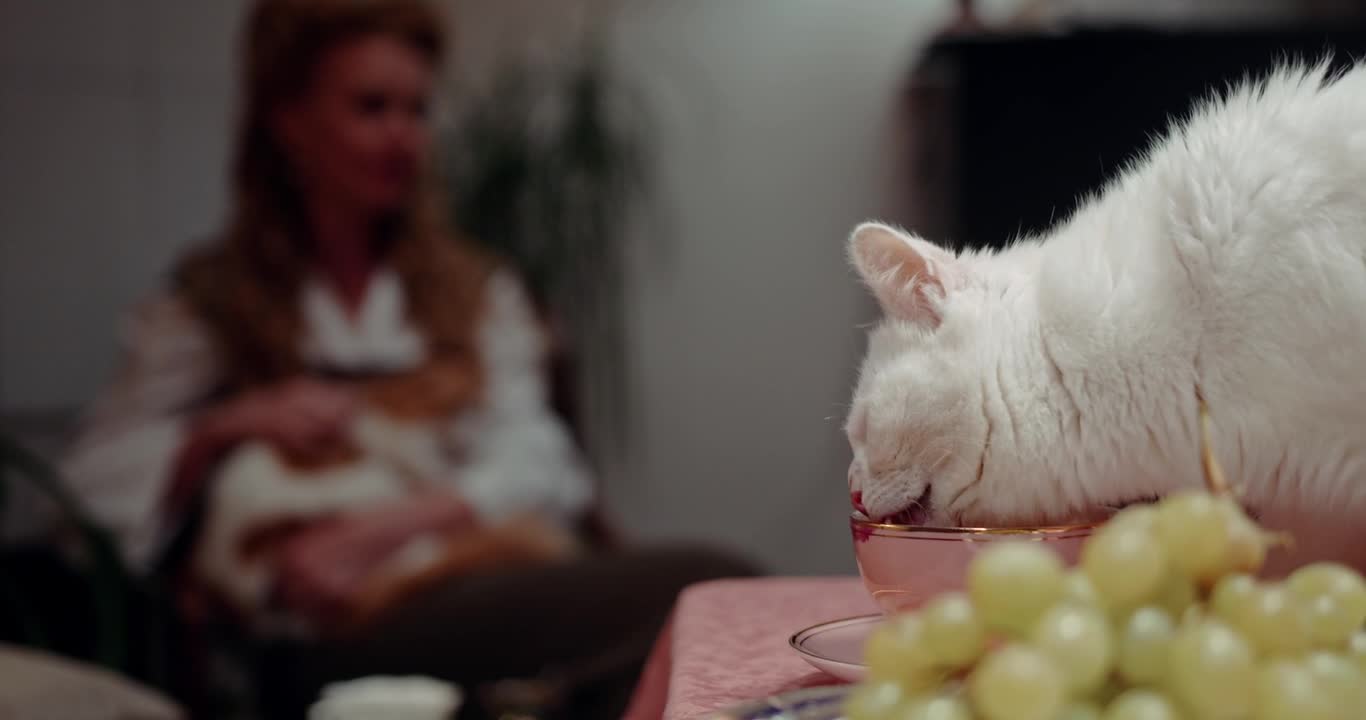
xmin=606 ymin=1 xmax=952 ymax=574
xmin=0 ymin=0 xmax=243 ymax=411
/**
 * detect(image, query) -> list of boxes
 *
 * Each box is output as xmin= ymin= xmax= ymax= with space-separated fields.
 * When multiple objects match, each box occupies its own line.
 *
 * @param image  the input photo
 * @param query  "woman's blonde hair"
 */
xmin=176 ymin=0 xmax=491 ymax=410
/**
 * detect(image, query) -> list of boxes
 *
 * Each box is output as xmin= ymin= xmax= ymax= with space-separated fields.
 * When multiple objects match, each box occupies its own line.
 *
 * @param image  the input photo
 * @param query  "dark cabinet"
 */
xmin=899 ymin=26 xmax=1366 ymax=252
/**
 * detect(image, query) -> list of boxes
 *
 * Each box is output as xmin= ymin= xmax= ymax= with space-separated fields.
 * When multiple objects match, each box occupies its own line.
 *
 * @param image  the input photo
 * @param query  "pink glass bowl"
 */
xmin=851 ymin=514 xmax=1095 ymax=615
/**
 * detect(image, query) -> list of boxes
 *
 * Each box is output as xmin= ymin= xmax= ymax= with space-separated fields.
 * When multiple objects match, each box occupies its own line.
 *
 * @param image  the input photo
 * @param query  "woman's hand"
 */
xmin=167 ymin=378 xmax=357 ymax=516
xmin=274 ymin=493 xmax=476 ymax=622
xmin=210 ymin=377 xmax=357 ymax=456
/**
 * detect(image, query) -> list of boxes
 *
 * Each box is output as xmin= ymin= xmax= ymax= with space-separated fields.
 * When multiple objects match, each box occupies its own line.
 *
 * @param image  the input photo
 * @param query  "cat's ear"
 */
xmin=849 ymin=222 xmax=957 ymax=327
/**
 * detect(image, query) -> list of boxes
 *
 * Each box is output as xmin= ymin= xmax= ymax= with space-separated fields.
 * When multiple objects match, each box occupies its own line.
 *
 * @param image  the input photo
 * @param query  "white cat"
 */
xmin=845 ymin=61 xmax=1366 ymax=572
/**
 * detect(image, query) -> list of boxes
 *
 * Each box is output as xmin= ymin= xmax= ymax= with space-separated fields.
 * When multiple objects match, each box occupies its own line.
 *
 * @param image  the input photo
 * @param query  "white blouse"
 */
xmin=59 ymin=268 xmax=595 ymax=573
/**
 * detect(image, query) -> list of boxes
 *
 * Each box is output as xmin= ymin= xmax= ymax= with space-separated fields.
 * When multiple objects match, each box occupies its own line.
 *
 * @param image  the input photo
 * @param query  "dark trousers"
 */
xmin=260 ymin=545 xmax=759 ymax=719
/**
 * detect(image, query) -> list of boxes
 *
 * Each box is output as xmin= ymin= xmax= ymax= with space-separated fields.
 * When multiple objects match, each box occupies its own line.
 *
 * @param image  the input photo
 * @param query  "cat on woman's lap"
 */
xmin=844 ymin=60 xmax=1366 ymax=574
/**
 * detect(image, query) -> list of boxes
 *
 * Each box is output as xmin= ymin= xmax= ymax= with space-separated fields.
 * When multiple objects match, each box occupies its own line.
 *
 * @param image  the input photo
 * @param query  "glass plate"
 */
xmin=788 ymin=615 xmax=880 ymax=682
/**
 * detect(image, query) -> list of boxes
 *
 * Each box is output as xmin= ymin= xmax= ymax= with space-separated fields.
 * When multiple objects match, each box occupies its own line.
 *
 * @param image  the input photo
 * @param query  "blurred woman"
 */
xmin=60 ymin=0 xmax=754 ymax=716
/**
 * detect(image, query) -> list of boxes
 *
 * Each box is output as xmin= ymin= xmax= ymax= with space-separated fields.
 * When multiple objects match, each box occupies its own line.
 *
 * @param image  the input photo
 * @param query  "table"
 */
xmin=624 ymin=577 xmax=876 ymax=720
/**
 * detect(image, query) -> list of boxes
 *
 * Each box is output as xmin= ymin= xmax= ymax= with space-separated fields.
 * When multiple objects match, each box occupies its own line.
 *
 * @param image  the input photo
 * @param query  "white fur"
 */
xmin=846 ymin=61 xmax=1366 ymax=568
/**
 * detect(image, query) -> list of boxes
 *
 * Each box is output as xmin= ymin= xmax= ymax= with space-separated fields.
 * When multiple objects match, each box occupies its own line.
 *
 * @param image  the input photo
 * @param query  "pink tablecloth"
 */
xmin=624 ymin=577 xmax=876 ymax=720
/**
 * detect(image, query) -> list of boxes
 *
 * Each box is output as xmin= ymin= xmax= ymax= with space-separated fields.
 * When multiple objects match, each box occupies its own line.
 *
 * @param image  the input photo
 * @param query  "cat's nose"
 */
xmin=851 ymin=491 xmax=870 ymax=516
xmin=849 ymin=461 xmax=869 ymax=514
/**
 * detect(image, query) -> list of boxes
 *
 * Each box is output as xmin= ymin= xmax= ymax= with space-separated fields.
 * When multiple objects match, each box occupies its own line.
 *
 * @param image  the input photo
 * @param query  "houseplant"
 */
xmin=442 ymin=34 xmax=651 ymax=472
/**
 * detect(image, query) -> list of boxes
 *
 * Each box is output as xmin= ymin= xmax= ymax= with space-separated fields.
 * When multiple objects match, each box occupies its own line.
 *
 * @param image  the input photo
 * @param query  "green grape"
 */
xmin=864 ymin=614 xmax=940 ymax=689
xmin=1225 ymin=584 xmax=1311 ymax=657
xmin=1154 ymin=573 xmax=1197 ymax=618
xmin=1349 ymin=631 xmax=1366 ymax=675
xmin=1177 ymin=603 xmax=1205 ymax=630
xmin=1288 ymin=563 xmax=1366 ymax=648
xmin=1082 ymin=523 xmax=1167 ymax=611
xmin=1056 ymin=701 xmax=1103 ymax=720
xmin=1304 ymin=651 xmax=1365 ymax=711
xmin=1254 ymin=660 xmax=1343 ymax=720
xmin=968 ymin=645 xmax=1065 ymax=720
xmin=1109 ymin=505 xmax=1158 ymax=531
xmin=1165 ymin=618 xmax=1256 ymax=719
xmin=1117 ymin=606 xmax=1175 ymax=686
xmin=922 ymin=592 xmax=986 ymax=669
xmin=1301 ymin=594 xmax=1363 ymax=650
xmin=1093 ymin=678 xmax=1127 ymax=706
xmin=968 ymin=542 xmax=1064 ymax=635
xmin=1062 ymin=571 xmax=1102 ymax=608
xmin=1031 ymin=603 xmax=1114 ymax=694
xmin=1288 ymin=563 xmax=1366 ymax=609
xmin=843 ymin=680 xmax=912 ymax=720
xmin=1210 ymin=573 xmax=1259 ymax=621
xmin=903 ymin=694 xmax=974 ymax=720
xmin=1102 ymin=689 xmax=1182 ymax=720
xmin=1153 ymin=491 xmax=1231 ymax=579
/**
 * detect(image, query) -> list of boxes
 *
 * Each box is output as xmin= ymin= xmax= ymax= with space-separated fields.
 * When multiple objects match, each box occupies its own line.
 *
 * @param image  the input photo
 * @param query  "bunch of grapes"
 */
xmin=845 ymin=404 xmax=1366 ymax=720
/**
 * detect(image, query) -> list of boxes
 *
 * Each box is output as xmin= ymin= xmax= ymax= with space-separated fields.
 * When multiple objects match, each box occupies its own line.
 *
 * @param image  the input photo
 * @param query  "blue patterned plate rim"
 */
xmin=705 ymin=685 xmax=850 ymax=720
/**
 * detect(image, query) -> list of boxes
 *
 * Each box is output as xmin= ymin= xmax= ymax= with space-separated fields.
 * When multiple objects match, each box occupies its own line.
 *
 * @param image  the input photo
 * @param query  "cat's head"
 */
xmin=845 ymin=222 xmax=1045 ymax=526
